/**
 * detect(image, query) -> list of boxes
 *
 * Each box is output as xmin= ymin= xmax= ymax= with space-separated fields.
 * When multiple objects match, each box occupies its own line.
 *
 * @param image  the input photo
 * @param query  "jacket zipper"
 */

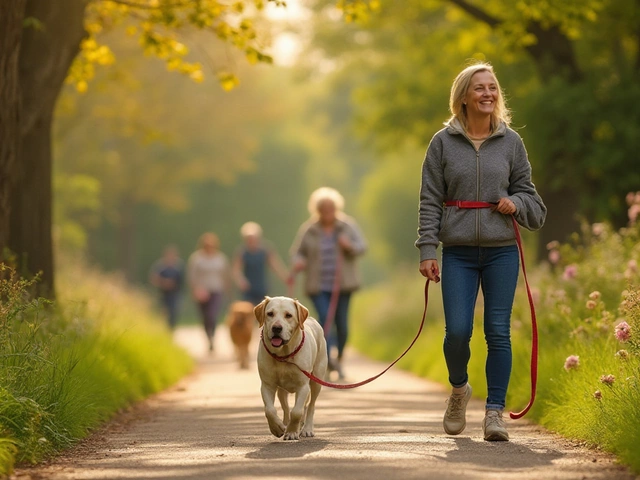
xmin=475 ymin=148 xmax=480 ymax=245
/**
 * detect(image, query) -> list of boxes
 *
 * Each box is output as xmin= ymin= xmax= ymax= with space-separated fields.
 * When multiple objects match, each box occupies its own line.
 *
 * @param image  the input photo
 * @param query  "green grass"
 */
xmin=350 ymin=221 xmax=640 ymax=474
xmin=0 ymin=261 xmax=193 ymax=475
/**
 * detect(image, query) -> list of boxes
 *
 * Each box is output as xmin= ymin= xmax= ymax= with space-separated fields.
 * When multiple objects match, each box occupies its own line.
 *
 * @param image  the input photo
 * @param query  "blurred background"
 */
xmin=51 ymin=0 xmax=640 ymax=321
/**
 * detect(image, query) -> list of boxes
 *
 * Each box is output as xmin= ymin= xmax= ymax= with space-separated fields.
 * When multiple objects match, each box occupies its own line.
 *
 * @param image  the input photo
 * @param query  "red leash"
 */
xmin=445 ymin=200 xmax=538 ymax=420
xmin=265 ymin=280 xmax=431 ymax=389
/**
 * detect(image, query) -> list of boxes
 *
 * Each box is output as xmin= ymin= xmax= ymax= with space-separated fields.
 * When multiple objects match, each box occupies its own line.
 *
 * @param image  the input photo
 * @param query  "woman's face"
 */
xmin=244 ymin=234 xmax=260 ymax=250
xmin=464 ymin=70 xmax=498 ymax=119
xmin=201 ymin=235 xmax=217 ymax=253
xmin=318 ymin=200 xmax=337 ymax=225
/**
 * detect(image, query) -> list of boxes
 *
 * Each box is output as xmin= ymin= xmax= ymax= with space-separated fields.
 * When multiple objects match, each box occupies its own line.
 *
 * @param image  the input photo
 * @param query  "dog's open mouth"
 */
xmin=270 ymin=336 xmax=288 ymax=348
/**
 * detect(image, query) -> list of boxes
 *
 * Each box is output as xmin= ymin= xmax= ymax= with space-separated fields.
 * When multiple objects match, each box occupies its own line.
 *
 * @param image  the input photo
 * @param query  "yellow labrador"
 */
xmin=254 ymin=296 xmax=328 ymax=441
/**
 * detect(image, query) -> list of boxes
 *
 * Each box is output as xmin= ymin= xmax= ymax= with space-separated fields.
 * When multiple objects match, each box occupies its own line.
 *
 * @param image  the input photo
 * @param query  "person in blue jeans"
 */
xmin=232 ymin=222 xmax=289 ymax=306
xmin=149 ymin=245 xmax=184 ymax=330
xmin=290 ymin=187 xmax=367 ymax=380
xmin=416 ymin=63 xmax=546 ymax=441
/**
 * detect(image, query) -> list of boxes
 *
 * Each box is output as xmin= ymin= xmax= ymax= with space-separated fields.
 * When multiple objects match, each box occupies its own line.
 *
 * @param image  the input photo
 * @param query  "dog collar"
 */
xmin=261 ymin=329 xmax=306 ymax=362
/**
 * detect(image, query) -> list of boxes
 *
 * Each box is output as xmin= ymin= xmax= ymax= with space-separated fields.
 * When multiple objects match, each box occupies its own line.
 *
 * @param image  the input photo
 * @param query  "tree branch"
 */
xmin=447 ymin=0 xmax=502 ymax=28
xmin=97 ymin=0 xmax=194 ymax=10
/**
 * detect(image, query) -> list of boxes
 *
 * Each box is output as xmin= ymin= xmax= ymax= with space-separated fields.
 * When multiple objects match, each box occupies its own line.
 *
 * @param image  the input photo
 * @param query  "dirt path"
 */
xmin=17 ymin=326 xmax=637 ymax=480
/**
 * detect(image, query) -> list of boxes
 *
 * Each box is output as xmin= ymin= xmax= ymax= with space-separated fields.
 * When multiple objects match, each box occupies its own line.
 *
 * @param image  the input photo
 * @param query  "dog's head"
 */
xmin=229 ymin=301 xmax=255 ymax=328
xmin=254 ymin=296 xmax=309 ymax=349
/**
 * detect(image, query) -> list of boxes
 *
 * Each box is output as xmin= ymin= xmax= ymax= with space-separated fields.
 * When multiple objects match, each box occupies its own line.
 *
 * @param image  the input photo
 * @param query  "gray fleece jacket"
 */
xmin=416 ymin=119 xmax=547 ymax=261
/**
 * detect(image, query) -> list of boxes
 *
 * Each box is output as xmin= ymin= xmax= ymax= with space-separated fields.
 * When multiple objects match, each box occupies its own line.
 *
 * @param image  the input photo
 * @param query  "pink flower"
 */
xmin=546 ymin=240 xmax=560 ymax=250
xmin=586 ymin=300 xmax=597 ymax=310
xmin=627 ymin=192 xmax=636 ymax=206
xmin=563 ymin=264 xmax=578 ymax=280
xmin=564 ymin=355 xmax=580 ymax=371
xmin=548 ymin=249 xmax=561 ymax=265
xmin=600 ymin=374 xmax=615 ymax=385
xmin=629 ymin=204 xmax=640 ymax=225
xmin=628 ymin=260 xmax=638 ymax=273
xmin=615 ymin=321 xmax=632 ymax=342
xmin=593 ymin=390 xmax=602 ymax=400
xmin=588 ymin=291 xmax=601 ymax=300
xmin=591 ymin=223 xmax=605 ymax=236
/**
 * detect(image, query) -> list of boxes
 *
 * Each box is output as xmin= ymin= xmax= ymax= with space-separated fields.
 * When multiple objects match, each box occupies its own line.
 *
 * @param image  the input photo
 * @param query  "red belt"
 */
xmin=445 ymin=200 xmax=537 ymax=420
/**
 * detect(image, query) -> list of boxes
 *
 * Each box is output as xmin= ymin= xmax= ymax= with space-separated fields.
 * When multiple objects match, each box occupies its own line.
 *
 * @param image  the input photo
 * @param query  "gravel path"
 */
xmin=16 ymin=325 xmax=637 ymax=480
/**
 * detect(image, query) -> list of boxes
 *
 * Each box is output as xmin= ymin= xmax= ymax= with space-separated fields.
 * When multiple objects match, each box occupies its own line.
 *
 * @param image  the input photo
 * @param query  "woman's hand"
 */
xmin=337 ymin=233 xmax=353 ymax=252
xmin=419 ymin=259 xmax=440 ymax=283
xmin=494 ymin=197 xmax=517 ymax=215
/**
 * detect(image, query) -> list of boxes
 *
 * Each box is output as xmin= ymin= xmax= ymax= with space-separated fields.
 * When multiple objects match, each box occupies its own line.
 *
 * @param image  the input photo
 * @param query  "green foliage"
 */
xmin=0 ymin=262 xmax=192 ymax=473
xmin=68 ymin=0 xmax=285 ymax=92
xmin=350 ymin=202 xmax=640 ymax=472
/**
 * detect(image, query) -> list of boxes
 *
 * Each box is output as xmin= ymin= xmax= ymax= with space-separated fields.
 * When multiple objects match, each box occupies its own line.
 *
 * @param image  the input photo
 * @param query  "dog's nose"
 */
xmin=271 ymin=324 xmax=283 ymax=335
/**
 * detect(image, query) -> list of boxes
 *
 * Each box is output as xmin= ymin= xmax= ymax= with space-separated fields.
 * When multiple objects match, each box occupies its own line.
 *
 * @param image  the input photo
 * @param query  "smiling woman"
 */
xmin=416 ymin=61 xmax=547 ymax=443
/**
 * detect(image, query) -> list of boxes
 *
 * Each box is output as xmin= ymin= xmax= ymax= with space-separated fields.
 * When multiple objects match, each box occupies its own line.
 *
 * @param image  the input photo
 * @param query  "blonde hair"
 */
xmin=307 ymin=187 xmax=345 ymax=217
xmin=198 ymin=232 xmax=219 ymax=249
xmin=240 ymin=221 xmax=263 ymax=238
xmin=447 ymin=62 xmax=511 ymax=131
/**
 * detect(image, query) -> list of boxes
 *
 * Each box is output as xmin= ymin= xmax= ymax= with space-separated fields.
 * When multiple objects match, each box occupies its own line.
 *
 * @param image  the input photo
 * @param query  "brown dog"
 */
xmin=226 ymin=301 xmax=256 ymax=369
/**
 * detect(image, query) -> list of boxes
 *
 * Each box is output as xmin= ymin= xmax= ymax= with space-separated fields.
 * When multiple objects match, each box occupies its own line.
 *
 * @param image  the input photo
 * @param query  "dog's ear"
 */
xmin=294 ymin=299 xmax=309 ymax=330
xmin=254 ymin=297 xmax=271 ymax=327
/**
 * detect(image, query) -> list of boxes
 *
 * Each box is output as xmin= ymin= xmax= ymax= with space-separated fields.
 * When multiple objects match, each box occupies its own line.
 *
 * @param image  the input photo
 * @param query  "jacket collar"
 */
xmin=445 ymin=117 xmax=507 ymax=138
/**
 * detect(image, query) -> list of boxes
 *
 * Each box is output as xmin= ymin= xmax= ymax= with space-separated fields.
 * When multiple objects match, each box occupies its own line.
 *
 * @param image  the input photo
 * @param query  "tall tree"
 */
xmin=0 ymin=0 xmax=281 ymax=296
xmin=0 ymin=0 xmax=27 ymax=255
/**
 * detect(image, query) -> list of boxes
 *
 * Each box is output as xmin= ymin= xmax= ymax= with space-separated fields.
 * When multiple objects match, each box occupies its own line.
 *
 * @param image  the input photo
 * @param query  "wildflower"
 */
xmin=564 ymin=355 xmax=580 ymax=371
xmin=615 ymin=350 xmax=629 ymax=360
xmin=548 ymin=249 xmax=561 ymax=265
xmin=615 ymin=321 xmax=632 ymax=342
xmin=591 ymin=223 xmax=605 ymax=236
xmin=593 ymin=390 xmax=602 ymax=400
xmin=626 ymin=192 xmax=636 ymax=206
xmin=563 ymin=265 xmax=578 ymax=280
xmin=629 ymin=204 xmax=640 ymax=225
xmin=559 ymin=304 xmax=572 ymax=316
xmin=586 ymin=300 xmax=597 ymax=310
xmin=546 ymin=240 xmax=560 ymax=250
xmin=588 ymin=291 xmax=601 ymax=300
xmin=600 ymin=374 xmax=615 ymax=385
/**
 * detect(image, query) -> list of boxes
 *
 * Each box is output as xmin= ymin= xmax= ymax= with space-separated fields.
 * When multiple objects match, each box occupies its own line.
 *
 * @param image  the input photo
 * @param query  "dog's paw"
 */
xmin=268 ymin=420 xmax=286 ymax=438
xmin=283 ymin=431 xmax=300 ymax=441
xmin=300 ymin=429 xmax=315 ymax=438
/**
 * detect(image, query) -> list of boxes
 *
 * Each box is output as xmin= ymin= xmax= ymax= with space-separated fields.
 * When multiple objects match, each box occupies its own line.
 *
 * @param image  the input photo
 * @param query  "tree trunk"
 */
xmin=9 ymin=0 xmax=86 ymax=296
xmin=0 ymin=0 xmax=26 ymax=256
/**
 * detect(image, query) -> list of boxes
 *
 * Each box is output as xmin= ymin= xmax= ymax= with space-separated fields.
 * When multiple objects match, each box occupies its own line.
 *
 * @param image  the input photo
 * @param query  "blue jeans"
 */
xmin=441 ymin=245 xmax=519 ymax=410
xmin=161 ymin=291 xmax=181 ymax=329
xmin=310 ymin=292 xmax=352 ymax=358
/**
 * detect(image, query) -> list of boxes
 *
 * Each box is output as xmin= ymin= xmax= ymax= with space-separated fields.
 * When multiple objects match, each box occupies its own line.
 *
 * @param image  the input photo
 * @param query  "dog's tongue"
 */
xmin=271 ymin=337 xmax=284 ymax=348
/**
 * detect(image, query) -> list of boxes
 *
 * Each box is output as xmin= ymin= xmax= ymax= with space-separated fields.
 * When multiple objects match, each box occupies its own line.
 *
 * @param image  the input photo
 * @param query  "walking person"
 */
xmin=290 ymin=187 xmax=367 ymax=379
xmin=232 ymin=222 xmax=289 ymax=306
xmin=416 ymin=63 xmax=546 ymax=441
xmin=149 ymin=245 xmax=184 ymax=330
xmin=187 ymin=232 xmax=230 ymax=352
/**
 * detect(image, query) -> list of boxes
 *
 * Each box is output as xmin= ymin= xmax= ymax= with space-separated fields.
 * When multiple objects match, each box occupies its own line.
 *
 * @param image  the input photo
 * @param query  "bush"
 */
xmin=0 ymin=261 xmax=193 ymax=475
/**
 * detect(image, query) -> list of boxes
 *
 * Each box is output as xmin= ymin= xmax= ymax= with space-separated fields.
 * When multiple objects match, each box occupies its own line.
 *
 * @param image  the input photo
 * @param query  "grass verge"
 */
xmin=0 ymin=261 xmax=193 ymax=475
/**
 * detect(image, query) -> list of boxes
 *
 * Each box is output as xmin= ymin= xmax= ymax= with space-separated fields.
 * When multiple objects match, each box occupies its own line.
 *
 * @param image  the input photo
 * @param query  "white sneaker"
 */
xmin=443 ymin=384 xmax=472 ymax=435
xmin=483 ymin=409 xmax=509 ymax=441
